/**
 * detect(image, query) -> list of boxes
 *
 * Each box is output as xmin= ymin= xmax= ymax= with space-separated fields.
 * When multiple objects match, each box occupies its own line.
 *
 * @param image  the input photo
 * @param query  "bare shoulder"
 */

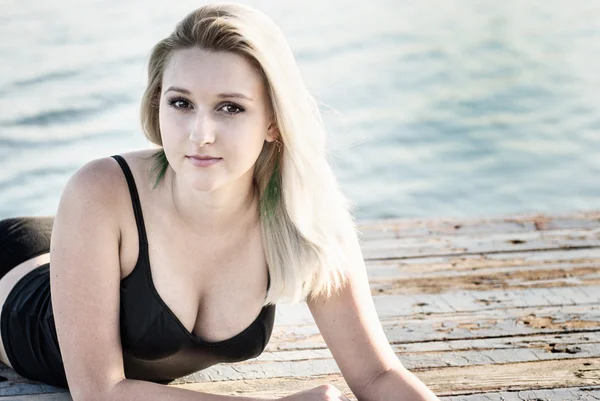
xmin=63 ymin=161 xmax=115 ymax=211
xmin=64 ymin=149 xmax=158 ymax=204
xmin=58 ymin=151 xmax=151 ymax=232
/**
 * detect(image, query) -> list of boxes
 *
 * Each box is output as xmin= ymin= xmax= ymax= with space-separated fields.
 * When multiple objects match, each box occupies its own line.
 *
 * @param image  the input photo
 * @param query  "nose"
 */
xmin=188 ymin=113 xmax=215 ymax=145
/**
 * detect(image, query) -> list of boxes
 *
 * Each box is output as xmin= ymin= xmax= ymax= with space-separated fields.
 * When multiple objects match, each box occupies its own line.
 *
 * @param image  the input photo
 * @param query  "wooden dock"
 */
xmin=1 ymin=211 xmax=599 ymax=400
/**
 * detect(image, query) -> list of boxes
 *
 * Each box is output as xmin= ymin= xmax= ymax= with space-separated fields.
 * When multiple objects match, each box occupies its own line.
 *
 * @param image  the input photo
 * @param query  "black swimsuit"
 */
xmin=0 ymin=155 xmax=276 ymax=388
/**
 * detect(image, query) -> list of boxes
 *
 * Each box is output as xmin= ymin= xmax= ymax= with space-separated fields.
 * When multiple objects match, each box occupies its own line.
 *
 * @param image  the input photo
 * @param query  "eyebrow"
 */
xmin=163 ymin=86 xmax=253 ymax=101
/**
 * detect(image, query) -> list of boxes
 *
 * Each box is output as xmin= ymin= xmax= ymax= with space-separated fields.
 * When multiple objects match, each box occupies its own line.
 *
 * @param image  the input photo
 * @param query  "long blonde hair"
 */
xmin=140 ymin=3 xmax=358 ymax=304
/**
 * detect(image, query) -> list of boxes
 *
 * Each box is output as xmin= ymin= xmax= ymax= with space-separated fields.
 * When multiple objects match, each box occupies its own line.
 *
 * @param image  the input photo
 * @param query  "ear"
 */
xmin=266 ymin=122 xmax=279 ymax=142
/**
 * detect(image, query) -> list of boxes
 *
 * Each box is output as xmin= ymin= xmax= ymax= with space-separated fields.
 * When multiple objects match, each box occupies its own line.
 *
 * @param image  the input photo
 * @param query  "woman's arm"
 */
xmin=51 ymin=158 xmax=128 ymax=400
xmin=360 ymin=367 xmax=439 ymax=401
xmin=108 ymin=379 xmax=268 ymax=401
xmin=306 ymin=233 xmax=439 ymax=401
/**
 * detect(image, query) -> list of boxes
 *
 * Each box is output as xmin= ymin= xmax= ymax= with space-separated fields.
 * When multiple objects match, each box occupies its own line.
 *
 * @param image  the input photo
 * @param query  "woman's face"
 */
xmin=158 ymin=47 xmax=276 ymax=192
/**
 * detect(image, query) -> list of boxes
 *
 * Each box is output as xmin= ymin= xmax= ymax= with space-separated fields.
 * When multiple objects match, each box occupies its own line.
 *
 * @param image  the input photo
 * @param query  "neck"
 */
xmin=168 ymin=167 xmax=259 ymax=238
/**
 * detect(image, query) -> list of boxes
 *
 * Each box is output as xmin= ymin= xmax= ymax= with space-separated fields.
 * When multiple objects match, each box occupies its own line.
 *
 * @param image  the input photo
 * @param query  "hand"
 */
xmin=278 ymin=384 xmax=352 ymax=401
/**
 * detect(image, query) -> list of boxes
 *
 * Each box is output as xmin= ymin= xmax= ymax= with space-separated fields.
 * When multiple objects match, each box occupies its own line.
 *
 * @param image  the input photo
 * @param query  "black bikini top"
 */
xmin=111 ymin=155 xmax=276 ymax=383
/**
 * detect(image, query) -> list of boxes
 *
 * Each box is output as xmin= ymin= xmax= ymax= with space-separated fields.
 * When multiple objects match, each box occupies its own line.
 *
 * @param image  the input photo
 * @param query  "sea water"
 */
xmin=0 ymin=0 xmax=598 ymax=220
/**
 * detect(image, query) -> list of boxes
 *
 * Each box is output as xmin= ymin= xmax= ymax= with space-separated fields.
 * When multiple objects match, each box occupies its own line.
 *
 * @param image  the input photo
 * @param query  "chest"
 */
xmin=117 ymin=202 xmax=270 ymax=345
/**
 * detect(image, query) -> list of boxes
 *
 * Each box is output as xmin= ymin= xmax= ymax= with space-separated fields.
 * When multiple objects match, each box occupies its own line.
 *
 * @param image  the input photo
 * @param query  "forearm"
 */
xmin=101 ymin=378 xmax=269 ymax=401
xmin=363 ymin=367 xmax=439 ymax=401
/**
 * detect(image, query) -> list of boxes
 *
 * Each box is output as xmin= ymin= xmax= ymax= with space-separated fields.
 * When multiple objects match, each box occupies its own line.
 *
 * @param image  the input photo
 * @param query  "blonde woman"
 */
xmin=0 ymin=3 xmax=438 ymax=401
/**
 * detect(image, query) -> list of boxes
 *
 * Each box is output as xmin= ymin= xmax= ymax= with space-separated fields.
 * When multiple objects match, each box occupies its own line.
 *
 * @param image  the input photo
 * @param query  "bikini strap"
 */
xmin=111 ymin=155 xmax=149 ymax=246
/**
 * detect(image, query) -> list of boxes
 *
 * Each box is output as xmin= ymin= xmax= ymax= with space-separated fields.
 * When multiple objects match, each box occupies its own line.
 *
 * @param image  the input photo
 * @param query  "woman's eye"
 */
xmin=219 ymin=103 xmax=244 ymax=115
xmin=167 ymin=97 xmax=192 ymax=110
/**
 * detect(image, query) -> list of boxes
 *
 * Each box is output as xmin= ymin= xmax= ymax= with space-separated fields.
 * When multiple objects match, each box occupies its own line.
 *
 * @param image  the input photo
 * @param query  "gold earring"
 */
xmin=275 ymin=139 xmax=282 ymax=153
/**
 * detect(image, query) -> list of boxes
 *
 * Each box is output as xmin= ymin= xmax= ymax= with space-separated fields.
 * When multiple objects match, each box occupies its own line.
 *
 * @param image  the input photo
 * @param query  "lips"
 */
xmin=186 ymin=155 xmax=222 ymax=167
xmin=187 ymin=155 xmax=220 ymax=160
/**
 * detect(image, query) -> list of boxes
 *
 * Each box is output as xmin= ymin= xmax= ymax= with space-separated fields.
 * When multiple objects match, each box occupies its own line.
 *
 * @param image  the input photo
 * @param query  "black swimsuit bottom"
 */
xmin=0 ymin=217 xmax=64 ymax=385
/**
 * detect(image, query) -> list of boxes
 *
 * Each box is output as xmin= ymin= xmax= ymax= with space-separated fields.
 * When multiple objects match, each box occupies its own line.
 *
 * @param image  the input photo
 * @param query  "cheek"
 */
xmin=237 ymin=128 xmax=267 ymax=162
xmin=158 ymin=106 xmax=171 ymax=137
xmin=158 ymin=110 xmax=185 ymax=160
xmin=159 ymin=107 xmax=188 ymax=140
xmin=218 ymin=127 xmax=260 ymax=164
xmin=159 ymin=106 xmax=175 ymax=131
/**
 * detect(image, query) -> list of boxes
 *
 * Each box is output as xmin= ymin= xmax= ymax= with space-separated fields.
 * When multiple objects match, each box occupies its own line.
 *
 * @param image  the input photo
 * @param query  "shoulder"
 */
xmin=63 ymin=156 xmax=122 ymax=201
xmin=66 ymin=149 xmax=157 ymax=193
xmin=60 ymin=149 xmax=159 ymax=215
xmin=55 ymin=149 xmax=162 ymax=245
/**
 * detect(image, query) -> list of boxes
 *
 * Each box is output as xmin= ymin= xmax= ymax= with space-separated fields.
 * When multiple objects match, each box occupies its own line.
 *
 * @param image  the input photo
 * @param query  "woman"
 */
xmin=0 ymin=3 xmax=439 ymax=401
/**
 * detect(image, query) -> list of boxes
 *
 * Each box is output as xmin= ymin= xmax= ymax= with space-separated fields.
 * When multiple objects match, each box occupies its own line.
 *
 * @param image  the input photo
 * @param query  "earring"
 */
xmin=275 ymin=139 xmax=282 ymax=153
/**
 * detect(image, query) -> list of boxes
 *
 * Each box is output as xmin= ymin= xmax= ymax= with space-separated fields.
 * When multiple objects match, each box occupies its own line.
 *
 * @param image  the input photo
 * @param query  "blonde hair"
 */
xmin=140 ymin=2 xmax=358 ymax=304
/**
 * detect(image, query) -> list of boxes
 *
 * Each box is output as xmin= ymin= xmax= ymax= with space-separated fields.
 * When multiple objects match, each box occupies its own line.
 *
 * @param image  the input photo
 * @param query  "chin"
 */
xmin=187 ymin=177 xmax=222 ymax=193
xmin=178 ymin=162 xmax=221 ymax=191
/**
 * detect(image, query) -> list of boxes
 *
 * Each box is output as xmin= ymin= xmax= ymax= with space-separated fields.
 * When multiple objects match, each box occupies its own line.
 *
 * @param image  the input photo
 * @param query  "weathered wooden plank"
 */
xmin=419 ymin=357 xmax=600 ymax=395
xmin=367 ymin=259 xmax=600 ymax=282
xmin=266 ymin=331 xmax=600 ymax=360
xmin=371 ymin=248 xmax=600 ymax=271
xmin=398 ymin=331 xmax=600 ymax=354
xmin=270 ymin=304 xmax=600 ymax=349
xmin=358 ymin=219 xmax=537 ymax=240
xmin=366 ymin=249 xmax=600 ymax=297
xmin=365 ymin=248 xmax=600 ymax=278
xmin=272 ymin=287 xmax=600 ymax=327
xmin=360 ymin=227 xmax=600 ymax=253
xmin=369 ymin=264 xmax=600 ymax=295
xmin=440 ymin=386 xmax=600 ymax=401
xmin=171 ymin=358 xmax=600 ymax=398
xmin=358 ymin=210 xmax=600 ymax=240
xmin=0 ymin=394 xmax=71 ymax=401
xmin=360 ymin=228 xmax=600 ymax=260
xmin=0 ymin=369 xmax=66 ymax=398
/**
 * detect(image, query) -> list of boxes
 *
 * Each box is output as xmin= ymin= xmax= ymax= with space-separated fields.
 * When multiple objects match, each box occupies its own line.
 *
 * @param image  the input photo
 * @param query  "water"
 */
xmin=1 ymin=0 xmax=599 ymax=221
